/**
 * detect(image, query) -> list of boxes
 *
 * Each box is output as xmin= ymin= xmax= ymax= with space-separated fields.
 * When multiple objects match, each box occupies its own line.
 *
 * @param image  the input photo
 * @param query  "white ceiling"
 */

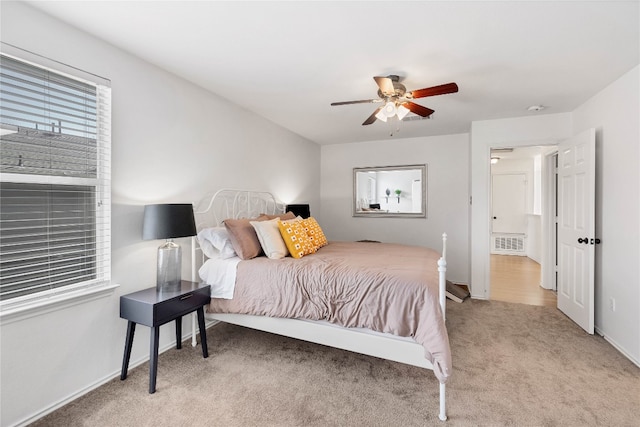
xmin=23 ymin=1 xmax=639 ymax=145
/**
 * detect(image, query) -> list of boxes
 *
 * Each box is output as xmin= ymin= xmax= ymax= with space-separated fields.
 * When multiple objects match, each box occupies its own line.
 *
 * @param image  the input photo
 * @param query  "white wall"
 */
xmin=526 ymin=215 xmax=542 ymax=264
xmin=320 ymin=133 xmax=470 ymax=284
xmin=0 ymin=3 xmax=320 ymax=426
xmin=491 ymin=158 xmax=534 ymax=214
xmin=571 ymin=65 xmax=639 ymax=365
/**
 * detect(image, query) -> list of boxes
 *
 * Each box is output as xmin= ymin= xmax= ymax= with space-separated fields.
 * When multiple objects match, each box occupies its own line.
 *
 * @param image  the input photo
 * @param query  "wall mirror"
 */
xmin=353 ymin=164 xmax=427 ymax=218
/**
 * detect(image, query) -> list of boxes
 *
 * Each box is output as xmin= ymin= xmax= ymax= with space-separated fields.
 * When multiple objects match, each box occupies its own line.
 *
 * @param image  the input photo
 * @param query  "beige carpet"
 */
xmin=32 ymin=300 xmax=639 ymax=426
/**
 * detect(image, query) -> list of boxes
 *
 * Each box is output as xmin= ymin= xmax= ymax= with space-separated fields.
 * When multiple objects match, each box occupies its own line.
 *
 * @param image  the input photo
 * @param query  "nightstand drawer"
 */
xmin=155 ymin=289 xmax=209 ymax=325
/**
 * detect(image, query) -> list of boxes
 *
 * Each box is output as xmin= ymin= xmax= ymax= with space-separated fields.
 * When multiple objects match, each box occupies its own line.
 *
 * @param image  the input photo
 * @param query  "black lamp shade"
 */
xmin=142 ymin=204 xmax=197 ymax=240
xmin=286 ymin=204 xmax=311 ymax=219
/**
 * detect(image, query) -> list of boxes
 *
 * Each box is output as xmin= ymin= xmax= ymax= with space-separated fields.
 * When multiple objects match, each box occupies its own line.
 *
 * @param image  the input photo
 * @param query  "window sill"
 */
xmin=0 ymin=282 xmax=120 ymax=325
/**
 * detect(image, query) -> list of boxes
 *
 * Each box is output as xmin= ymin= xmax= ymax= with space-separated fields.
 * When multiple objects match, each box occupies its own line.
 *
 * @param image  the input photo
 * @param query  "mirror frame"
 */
xmin=352 ymin=164 xmax=427 ymax=218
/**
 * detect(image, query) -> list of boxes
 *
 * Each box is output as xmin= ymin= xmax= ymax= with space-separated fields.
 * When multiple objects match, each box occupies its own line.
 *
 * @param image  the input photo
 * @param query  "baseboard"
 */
xmin=595 ymin=326 xmax=640 ymax=368
xmin=12 ymin=321 xmax=217 ymax=427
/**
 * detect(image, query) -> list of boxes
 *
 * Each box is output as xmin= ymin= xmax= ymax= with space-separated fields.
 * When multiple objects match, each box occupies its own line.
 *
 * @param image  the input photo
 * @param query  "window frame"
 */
xmin=0 ymin=43 xmax=114 ymax=320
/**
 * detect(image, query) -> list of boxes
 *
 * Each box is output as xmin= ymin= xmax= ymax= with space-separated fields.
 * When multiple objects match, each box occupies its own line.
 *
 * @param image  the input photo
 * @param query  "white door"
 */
xmin=557 ymin=128 xmax=596 ymax=334
xmin=492 ymin=174 xmax=527 ymax=234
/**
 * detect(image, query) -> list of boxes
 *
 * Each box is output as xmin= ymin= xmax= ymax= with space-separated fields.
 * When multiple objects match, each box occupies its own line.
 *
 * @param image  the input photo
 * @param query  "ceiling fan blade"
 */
xmin=331 ymin=99 xmax=380 ymax=106
xmin=402 ymin=102 xmax=435 ymax=117
xmin=374 ymin=76 xmax=395 ymax=96
xmin=410 ymin=82 xmax=459 ymax=99
xmin=362 ymin=107 xmax=382 ymax=125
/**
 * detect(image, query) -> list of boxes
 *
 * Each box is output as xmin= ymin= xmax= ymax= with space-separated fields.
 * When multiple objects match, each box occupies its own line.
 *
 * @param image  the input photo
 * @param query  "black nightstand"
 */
xmin=119 ymin=281 xmax=211 ymax=393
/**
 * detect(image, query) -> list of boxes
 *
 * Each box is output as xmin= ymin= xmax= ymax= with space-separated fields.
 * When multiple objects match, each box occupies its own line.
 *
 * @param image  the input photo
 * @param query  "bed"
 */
xmin=189 ymin=189 xmax=450 ymax=421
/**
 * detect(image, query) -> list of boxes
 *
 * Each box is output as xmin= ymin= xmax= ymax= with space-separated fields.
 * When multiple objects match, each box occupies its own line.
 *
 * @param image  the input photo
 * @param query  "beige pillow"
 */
xmin=250 ymin=218 xmax=288 ymax=259
xmin=223 ymin=218 xmax=264 ymax=260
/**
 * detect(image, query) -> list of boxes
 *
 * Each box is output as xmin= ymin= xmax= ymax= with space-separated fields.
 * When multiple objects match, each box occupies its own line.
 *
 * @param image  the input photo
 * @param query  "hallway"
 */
xmin=490 ymin=255 xmax=557 ymax=307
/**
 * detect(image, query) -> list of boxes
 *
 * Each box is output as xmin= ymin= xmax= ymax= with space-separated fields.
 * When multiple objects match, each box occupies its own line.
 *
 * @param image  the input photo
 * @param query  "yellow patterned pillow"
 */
xmin=301 ymin=217 xmax=328 ymax=250
xmin=277 ymin=219 xmax=317 ymax=259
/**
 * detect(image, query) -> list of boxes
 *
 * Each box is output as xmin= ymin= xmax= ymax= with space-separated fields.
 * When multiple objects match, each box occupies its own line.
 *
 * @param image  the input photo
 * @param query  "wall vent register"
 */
xmin=492 ymin=235 xmax=526 ymax=255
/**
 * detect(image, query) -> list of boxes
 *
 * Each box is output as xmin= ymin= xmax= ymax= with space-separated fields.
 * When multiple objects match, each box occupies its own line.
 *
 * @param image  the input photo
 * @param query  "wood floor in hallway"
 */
xmin=490 ymin=254 xmax=557 ymax=307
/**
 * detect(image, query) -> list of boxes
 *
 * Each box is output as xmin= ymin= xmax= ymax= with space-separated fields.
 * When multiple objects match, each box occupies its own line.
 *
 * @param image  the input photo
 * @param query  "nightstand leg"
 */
xmin=175 ymin=316 xmax=182 ymax=349
xmin=197 ymin=307 xmax=208 ymax=358
xmin=121 ymin=321 xmax=136 ymax=380
xmin=149 ymin=326 xmax=160 ymax=394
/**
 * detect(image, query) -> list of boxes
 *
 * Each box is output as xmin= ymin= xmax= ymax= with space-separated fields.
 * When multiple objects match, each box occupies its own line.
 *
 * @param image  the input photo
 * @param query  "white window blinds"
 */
xmin=0 ymin=49 xmax=111 ymax=303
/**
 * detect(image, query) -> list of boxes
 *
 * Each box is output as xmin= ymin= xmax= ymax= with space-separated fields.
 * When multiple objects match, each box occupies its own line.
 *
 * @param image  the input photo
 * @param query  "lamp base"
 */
xmin=157 ymin=240 xmax=181 ymax=292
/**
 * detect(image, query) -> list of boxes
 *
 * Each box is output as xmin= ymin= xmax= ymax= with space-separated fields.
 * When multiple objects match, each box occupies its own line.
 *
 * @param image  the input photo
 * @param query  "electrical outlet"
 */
xmin=609 ymin=297 xmax=616 ymax=312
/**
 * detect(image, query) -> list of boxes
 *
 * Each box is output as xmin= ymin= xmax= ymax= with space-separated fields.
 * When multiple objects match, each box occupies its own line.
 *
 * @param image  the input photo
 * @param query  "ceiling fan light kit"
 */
xmin=374 ymin=109 xmax=387 ymax=122
xmin=375 ymin=101 xmax=399 ymax=122
xmin=331 ymin=75 xmax=458 ymax=129
xmin=396 ymin=104 xmax=410 ymax=120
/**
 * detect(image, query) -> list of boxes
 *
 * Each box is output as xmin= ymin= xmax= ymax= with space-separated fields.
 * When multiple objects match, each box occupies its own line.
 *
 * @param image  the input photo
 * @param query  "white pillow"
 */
xmin=250 ymin=218 xmax=288 ymax=259
xmin=197 ymin=227 xmax=237 ymax=259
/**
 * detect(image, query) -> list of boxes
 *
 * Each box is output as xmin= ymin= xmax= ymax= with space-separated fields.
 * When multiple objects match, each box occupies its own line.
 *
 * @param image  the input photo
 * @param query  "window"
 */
xmin=0 ymin=47 xmax=111 ymax=306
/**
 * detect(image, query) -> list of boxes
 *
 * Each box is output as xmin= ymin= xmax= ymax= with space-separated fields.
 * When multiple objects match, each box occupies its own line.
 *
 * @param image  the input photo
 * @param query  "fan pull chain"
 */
xmin=388 ymin=116 xmax=402 ymax=137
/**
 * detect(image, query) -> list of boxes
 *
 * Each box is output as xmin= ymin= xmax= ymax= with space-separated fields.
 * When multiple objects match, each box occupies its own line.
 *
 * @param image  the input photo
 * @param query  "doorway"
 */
xmin=489 ymin=146 xmax=558 ymax=307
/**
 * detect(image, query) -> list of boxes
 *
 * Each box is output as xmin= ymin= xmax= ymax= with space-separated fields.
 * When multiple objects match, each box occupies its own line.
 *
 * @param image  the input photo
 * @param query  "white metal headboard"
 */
xmin=193 ymin=189 xmax=283 ymax=231
xmin=190 ymin=189 xmax=283 ymax=278
xmin=189 ymin=189 xmax=284 ymax=340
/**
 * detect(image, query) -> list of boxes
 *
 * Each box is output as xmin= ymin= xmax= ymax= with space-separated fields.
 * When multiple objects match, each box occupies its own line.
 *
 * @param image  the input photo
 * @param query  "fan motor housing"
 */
xmin=377 ymin=82 xmax=407 ymax=99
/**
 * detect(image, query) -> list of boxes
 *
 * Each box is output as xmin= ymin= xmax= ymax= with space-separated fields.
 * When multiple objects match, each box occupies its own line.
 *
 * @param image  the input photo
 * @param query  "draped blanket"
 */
xmin=208 ymin=241 xmax=451 ymax=383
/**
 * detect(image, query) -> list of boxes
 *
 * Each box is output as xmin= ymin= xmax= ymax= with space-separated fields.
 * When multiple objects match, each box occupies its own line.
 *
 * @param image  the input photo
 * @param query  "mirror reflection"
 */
xmin=353 ymin=164 xmax=427 ymax=217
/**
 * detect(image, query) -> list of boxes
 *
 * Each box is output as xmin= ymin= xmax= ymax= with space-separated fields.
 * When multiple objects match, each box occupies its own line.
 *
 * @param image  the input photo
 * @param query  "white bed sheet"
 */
xmin=198 ymin=256 xmax=240 ymax=299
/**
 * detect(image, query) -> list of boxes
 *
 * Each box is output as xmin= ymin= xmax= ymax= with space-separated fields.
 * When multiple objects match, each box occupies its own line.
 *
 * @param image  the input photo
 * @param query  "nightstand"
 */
xmin=119 ymin=281 xmax=210 ymax=393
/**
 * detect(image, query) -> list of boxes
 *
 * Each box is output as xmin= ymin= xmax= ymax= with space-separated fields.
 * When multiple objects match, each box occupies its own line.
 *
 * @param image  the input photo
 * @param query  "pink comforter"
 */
xmin=209 ymin=241 xmax=452 ymax=383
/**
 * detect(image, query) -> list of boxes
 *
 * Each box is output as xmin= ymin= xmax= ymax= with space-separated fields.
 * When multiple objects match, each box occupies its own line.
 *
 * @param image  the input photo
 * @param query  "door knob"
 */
xmin=577 ymin=237 xmax=589 ymax=244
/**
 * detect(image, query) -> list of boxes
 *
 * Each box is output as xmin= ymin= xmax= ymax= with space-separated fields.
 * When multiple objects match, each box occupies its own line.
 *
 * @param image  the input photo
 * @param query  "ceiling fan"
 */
xmin=331 ymin=75 xmax=458 ymax=126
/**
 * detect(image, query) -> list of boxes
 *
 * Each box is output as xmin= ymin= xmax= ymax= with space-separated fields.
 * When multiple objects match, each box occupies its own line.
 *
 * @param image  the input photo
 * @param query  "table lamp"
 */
xmin=142 ymin=203 xmax=196 ymax=292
